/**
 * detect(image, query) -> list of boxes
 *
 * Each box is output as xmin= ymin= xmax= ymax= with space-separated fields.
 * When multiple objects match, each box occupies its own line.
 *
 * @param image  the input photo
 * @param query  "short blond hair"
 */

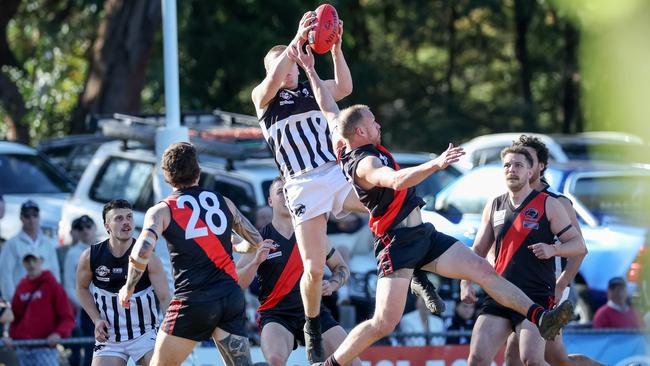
xmin=264 ymin=45 xmax=287 ymax=71
xmin=338 ymin=104 xmax=370 ymax=139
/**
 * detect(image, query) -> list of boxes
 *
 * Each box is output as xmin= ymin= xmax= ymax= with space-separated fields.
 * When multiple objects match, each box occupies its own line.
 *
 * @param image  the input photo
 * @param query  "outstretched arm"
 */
xmin=323 ymin=20 xmax=353 ymax=101
xmin=224 ymin=197 xmax=268 ymax=254
xmin=119 ymin=203 xmax=169 ymax=308
xmin=290 ymin=40 xmax=341 ymax=132
xmin=322 ymin=245 xmax=350 ymax=297
xmin=252 ymin=12 xmax=317 ymax=113
xmin=355 ymin=143 xmax=465 ymax=191
xmin=236 ymin=241 xmax=274 ymax=289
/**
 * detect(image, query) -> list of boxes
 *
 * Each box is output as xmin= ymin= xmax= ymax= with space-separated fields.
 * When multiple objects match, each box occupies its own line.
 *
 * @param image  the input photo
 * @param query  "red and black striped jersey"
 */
xmin=256 ymin=223 xmax=303 ymax=313
xmin=162 ymin=186 xmax=239 ymax=300
xmin=491 ymin=190 xmax=556 ymax=296
xmin=339 ymin=144 xmax=424 ymax=238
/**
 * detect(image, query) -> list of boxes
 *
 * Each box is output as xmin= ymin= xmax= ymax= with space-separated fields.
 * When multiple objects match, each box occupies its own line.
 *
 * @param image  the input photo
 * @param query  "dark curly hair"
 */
xmin=513 ymin=135 xmax=549 ymax=176
xmin=161 ymin=142 xmax=201 ymax=188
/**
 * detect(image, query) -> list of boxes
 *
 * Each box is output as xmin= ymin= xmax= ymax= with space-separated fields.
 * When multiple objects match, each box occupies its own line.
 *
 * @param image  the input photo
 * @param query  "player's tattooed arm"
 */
xmin=325 ymin=248 xmax=350 ymax=290
xmin=216 ymin=334 xmax=253 ymax=366
xmin=224 ymin=197 xmax=263 ymax=253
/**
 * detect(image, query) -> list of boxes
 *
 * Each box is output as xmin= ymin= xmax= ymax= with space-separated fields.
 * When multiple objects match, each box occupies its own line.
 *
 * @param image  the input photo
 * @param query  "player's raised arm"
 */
xmin=252 ymin=12 xmax=317 ymax=112
xmin=355 ymin=143 xmax=465 ymax=191
xmin=119 ymin=202 xmax=169 ymax=308
xmin=290 ymin=40 xmax=341 ymax=131
xmin=323 ymin=20 xmax=353 ymax=101
xmin=224 ymin=197 xmax=272 ymax=254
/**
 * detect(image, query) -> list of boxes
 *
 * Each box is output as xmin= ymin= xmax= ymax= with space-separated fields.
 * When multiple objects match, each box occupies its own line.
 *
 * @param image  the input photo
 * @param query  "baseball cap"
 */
xmin=72 ymin=215 xmax=95 ymax=230
xmin=20 ymin=200 xmax=39 ymax=215
xmin=608 ymin=276 xmax=626 ymax=289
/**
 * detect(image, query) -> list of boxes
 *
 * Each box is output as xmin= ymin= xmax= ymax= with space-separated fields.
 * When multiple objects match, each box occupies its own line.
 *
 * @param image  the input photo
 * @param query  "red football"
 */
xmin=308 ymin=4 xmax=339 ymax=54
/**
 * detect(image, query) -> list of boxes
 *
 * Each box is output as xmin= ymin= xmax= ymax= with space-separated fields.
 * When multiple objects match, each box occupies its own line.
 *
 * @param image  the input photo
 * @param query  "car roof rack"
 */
xmin=95 ymin=110 xmax=271 ymax=162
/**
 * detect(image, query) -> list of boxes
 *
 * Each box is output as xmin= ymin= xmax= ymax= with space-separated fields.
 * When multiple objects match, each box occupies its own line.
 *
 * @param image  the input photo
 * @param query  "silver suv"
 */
xmin=0 ymin=141 xmax=74 ymax=241
xmin=58 ymin=140 xmax=279 ymax=245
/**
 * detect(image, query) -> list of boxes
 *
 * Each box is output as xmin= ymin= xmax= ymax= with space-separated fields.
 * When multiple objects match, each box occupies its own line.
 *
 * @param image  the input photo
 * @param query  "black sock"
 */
xmin=305 ymin=314 xmax=321 ymax=334
xmin=526 ymin=304 xmax=545 ymax=325
xmin=324 ymin=355 xmax=341 ymax=366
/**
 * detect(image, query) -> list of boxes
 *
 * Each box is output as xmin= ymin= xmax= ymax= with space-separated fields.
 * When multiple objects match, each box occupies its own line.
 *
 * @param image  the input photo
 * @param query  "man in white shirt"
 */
xmin=0 ymin=200 xmax=60 ymax=300
xmin=64 ymin=215 xmax=97 ymax=308
xmin=64 ymin=215 xmax=97 ymax=366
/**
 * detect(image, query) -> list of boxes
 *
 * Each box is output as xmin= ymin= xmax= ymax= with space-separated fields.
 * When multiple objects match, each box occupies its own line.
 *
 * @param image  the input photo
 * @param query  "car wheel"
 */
xmin=573 ymin=284 xmax=594 ymax=323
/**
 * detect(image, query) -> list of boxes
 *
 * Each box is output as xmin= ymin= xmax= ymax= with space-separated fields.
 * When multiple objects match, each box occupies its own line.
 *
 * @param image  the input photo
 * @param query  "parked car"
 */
xmin=423 ymin=161 xmax=650 ymax=322
xmin=0 ymin=141 xmax=75 ymax=241
xmin=456 ymin=131 xmax=650 ymax=172
xmin=37 ymin=134 xmax=113 ymax=182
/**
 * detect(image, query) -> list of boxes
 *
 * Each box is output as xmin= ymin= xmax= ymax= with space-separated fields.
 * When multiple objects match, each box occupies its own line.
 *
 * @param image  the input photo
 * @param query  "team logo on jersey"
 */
xmin=292 ymin=203 xmax=306 ymax=217
xmin=524 ymin=208 xmax=539 ymax=220
xmin=96 ymin=265 xmax=110 ymax=277
xmin=523 ymin=208 xmax=540 ymax=229
xmin=279 ymin=90 xmax=295 ymax=106
xmin=378 ymin=154 xmax=389 ymax=166
xmin=302 ymin=88 xmax=310 ymax=97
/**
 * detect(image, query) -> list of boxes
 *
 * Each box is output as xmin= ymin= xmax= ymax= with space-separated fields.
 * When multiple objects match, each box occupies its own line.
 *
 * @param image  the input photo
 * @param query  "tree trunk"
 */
xmin=0 ymin=0 xmax=29 ymax=144
xmin=70 ymin=0 xmax=161 ymax=134
xmin=514 ymin=0 xmax=536 ymax=130
xmin=561 ymin=22 xmax=580 ymax=133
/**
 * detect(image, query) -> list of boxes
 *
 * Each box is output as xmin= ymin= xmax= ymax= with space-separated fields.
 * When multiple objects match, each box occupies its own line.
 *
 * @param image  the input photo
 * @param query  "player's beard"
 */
xmin=506 ymin=175 xmax=526 ymax=192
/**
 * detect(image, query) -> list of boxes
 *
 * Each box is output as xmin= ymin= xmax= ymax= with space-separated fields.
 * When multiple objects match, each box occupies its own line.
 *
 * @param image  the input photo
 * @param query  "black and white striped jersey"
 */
xmin=260 ymin=81 xmax=337 ymax=178
xmin=90 ymin=239 xmax=159 ymax=342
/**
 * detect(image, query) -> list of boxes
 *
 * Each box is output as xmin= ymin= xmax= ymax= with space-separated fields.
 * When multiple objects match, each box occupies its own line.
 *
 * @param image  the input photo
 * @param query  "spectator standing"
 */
xmin=0 ymin=200 xmax=60 ymax=301
xmin=9 ymin=253 xmax=75 ymax=366
xmin=0 ymin=194 xmax=6 ymax=245
xmin=445 ymin=300 xmax=476 ymax=345
xmin=593 ymin=277 xmax=643 ymax=329
xmin=64 ymin=215 xmax=96 ymax=366
xmin=0 ymin=290 xmax=16 ymax=365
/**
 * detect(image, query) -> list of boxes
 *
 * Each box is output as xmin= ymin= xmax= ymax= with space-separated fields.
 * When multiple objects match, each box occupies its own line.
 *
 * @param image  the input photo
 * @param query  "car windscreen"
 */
xmin=0 ymin=153 xmax=73 ymax=193
xmin=560 ymin=142 xmax=650 ymax=164
xmin=571 ymin=174 xmax=650 ymax=225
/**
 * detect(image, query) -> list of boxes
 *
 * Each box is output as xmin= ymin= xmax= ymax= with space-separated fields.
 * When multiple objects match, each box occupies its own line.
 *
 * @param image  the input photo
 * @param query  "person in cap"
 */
xmin=64 ymin=215 xmax=97 ymax=366
xmin=0 ymin=200 xmax=60 ymax=300
xmin=7 ymin=252 xmax=75 ymax=366
xmin=593 ymin=277 xmax=644 ymax=329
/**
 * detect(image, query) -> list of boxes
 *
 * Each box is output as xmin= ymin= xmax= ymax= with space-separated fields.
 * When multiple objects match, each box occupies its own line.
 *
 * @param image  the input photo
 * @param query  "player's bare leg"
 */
xmin=212 ymin=327 xmax=253 ymax=366
xmin=260 ymin=323 xmax=294 ymax=366
xmin=295 ymin=213 xmax=328 ymax=363
xmin=150 ymin=332 xmax=197 ymax=366
xmin=92 ymin=356 xmax=127 ymax=366
xmin=507 ymin=330 xmax=605 ymax=366
xmin=322 ymin=326 xmax=362 ymax=366
xmin=136 ymin=350 xmax=154 ymax=366
xmin=326 ymin=269 xmax=412 ymax=366
xmin=421 ymin=241 xmax=573 ymax=340
xmin=516 ymin=321 xmax=550 ymax=366
xmin=468 ymin=315 xmax=512 ymax=366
